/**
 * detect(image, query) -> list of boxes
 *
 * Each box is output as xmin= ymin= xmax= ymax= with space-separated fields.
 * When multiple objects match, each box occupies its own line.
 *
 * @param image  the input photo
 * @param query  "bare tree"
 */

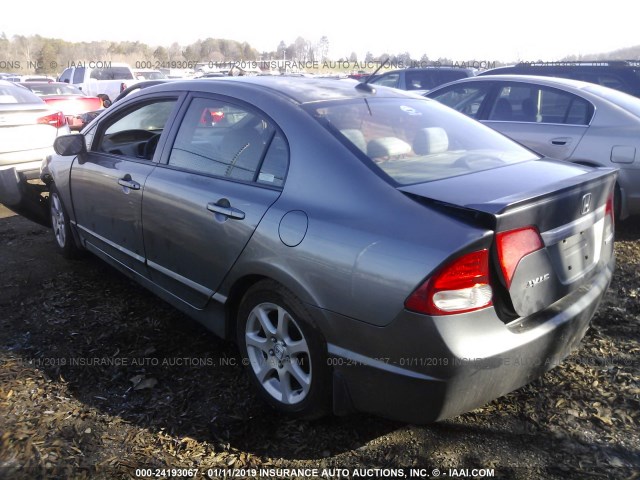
xmin=318 ymin=36 xmax=329 ymax=62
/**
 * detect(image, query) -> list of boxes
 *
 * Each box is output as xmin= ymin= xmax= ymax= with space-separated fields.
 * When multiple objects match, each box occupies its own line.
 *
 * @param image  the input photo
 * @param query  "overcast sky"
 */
xmin=3 ymin=0 xmax=637 ymax=63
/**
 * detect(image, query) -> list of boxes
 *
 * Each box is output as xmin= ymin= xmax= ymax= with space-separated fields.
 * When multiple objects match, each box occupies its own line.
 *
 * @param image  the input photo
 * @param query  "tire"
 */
xmin=49 ymin=185 xmax=81 ymax=259
xmin=614 ymin=183 xmax=622 ymax=223
xmin=237 ymin=280 xmax=330 ymax=418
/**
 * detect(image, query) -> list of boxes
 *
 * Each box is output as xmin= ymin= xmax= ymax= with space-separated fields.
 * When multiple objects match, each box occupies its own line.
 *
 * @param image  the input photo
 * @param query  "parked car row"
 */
xmin=1 ymin=76 xmax=618 ymax=423
xmin=425 ymin=74 xmax=640 ymax=220
xmin=0 ymin=80 xmax=70 ymax=222
xmin=364 ymin=61 xmax=640 ymax=98
xmin=478 ymin=61 xmax=640 ymax=98
xmin=0 ymin=58 xmax=636 ymax=423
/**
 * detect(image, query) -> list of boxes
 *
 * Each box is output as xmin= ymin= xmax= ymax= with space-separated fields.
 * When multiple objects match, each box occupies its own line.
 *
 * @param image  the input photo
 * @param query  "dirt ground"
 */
xmin=0 ymin=204 xmax=638 ymax=480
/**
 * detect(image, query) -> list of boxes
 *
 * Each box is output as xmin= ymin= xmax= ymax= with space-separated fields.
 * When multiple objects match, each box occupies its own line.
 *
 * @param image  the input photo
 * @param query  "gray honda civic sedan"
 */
xmin=35 ymin=77 xmax=615 ymax=423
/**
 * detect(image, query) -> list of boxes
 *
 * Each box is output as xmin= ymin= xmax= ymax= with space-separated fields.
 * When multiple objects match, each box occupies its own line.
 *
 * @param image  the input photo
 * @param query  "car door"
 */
xmin=141 ymin=95 xmax=288 ymax=308
xmin=70 ymin=95 xmax=181 ymax=276
xmin=481 ymin=82 xmax=593 ymax=160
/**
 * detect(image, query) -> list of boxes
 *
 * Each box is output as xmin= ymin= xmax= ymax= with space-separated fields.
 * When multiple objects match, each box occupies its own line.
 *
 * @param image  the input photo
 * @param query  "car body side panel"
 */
xmin=70 ymin=153 xmax=155 ymax=276
xmin=218 ymin=105 xmax=493 ymax=326
xmin=482 ymin=121 xmax=588 ymax=160
xmin=141 ymin=167 xmax=281 ymax=309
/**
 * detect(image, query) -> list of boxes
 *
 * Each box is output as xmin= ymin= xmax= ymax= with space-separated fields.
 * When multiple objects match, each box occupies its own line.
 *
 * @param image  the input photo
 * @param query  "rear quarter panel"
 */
xmin=214 ymin=92 xmax=493 ymax=326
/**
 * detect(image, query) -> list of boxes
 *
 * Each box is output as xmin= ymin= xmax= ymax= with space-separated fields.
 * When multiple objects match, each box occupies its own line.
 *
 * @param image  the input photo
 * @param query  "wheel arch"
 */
xmin=222 ymin=264 xmax=325 ymax=342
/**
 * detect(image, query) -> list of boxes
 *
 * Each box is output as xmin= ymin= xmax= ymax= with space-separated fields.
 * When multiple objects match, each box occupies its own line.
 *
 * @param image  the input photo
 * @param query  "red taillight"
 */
xmin=496 ymin=226 xmax=543 ymax=289
xmin=120 ymin=82 xmax=127 ymax=92
xmin=405 ymin=249 xmax=493 ymax=315
xmin=605 ymin=191 xmax=615 ymax=227
xmin=37 ymin=111 xmax=67 ymax=128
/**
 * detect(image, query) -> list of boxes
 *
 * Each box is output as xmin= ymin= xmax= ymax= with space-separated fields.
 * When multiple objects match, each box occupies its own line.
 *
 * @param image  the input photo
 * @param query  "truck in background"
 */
xmin=58 ymin=62 xmax=138 ymax=104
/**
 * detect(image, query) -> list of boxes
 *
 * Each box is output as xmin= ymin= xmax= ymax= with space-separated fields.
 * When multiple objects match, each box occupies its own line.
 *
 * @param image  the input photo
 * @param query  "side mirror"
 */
xmin=54 ymin=134 xmax=87 ymax=156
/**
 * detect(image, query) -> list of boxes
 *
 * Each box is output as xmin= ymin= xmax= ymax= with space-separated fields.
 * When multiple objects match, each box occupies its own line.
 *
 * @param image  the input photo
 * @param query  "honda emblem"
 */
xmin=581 ymin=193 xmax=592 ymax=215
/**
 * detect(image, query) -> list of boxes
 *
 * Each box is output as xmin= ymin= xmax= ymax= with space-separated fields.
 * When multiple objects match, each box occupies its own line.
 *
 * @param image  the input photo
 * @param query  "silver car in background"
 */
xmin=0 ymin=80 xmax=70 ymax=223
xmin=426 ymin=75 xmax=640 ymax=219
xmin=24 ymin=77 xmax=617 ymax=423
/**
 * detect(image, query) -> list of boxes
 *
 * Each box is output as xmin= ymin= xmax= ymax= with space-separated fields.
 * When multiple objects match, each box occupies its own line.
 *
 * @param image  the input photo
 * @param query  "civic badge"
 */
xmin=581 ymin=193 xmax=592 ymax=215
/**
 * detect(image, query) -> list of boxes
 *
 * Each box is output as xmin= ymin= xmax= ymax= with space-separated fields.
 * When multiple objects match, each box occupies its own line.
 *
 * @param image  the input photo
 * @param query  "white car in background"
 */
xmin=0 ymin=80 xmax=70 ymax=223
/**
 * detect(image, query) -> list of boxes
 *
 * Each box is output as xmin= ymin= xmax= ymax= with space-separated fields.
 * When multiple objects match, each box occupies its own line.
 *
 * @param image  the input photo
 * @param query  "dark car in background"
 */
xmin=368 ymin=66 xmax=476 ymax=91
xmin=479 ymin=61 xmax=640 ymax=97
xmin=6 ymin=77 xmax=617 ymax=423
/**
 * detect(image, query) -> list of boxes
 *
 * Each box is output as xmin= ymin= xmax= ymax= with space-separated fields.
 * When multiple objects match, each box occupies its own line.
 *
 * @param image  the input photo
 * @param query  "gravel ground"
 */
xmin=0 ymin=205 xmax=638 ymax=480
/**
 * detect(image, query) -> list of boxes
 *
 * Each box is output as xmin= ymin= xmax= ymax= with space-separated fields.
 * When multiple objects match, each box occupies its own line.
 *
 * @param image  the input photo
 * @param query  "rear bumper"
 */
xmin=0 ymin=164 xmax=50 ymax=227
xmin=317 ymin=256 xmax=614 ymax=423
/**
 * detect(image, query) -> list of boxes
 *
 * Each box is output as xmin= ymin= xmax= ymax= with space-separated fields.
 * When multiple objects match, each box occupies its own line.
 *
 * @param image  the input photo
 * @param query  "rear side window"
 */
xmin=438 ymin=70 xmax=470 ymax=85
xmin=168 ymin=97 xmax=288 ymax=186
xmin=488 ymin=84 xmax=593 ymax=125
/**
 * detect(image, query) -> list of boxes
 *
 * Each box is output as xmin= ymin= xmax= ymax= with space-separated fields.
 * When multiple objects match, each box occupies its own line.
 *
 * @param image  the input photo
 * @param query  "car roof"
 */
xmin=432 ymin=74 xmax=597 ymax=92
xmin=150 ymin=76 xmax=417 ymax=104
xmin=483 ymin=61 xmax=637 ymax=71
xmin=19 ymin=82 xmax=68 ymax=87
xmin=385 ymin=66 xmax=476 ymax=73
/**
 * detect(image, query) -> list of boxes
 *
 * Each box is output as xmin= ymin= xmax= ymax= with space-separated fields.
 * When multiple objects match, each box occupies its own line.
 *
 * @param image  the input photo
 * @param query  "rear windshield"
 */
xmin=23 ymin=83 xmax=84 ymax=96
xmin=0 ymin=83 xmax=45 ymax=104
xmin=308 ymin=97 xmax=537 ymax=185
xmin=584 ymin=84 xmax=640 ymax=118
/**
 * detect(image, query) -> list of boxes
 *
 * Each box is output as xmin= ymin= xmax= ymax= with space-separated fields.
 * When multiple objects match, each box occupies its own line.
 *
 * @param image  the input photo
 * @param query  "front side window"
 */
xmin=58 ymin=68 xmax=72 ymax=83
xmin=94 ymin=99 xmax=177 ymax=159
xmin=309 ymin=98 xmax=537 ymax=185
xmin=406 ymin=71 xmax=437 ymax=90
xmin=488 ymin=84 xmax=593 ymax=125
xmin=168 ymin=97 xmax=288 ymax=185
xmin=72 ymin=67 xmax=85 ymax=84
xmin=429 ymin=83 xmax=492 ymax=118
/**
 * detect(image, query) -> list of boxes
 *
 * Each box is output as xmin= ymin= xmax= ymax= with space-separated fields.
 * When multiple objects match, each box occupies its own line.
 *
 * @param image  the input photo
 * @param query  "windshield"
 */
xmin=308 ymin=97 xmax=537 ymax=185
xmin=135 ymin=71 xmax=167 ymax=80
xmin=584 ymin=84 xmax=640 ymax=118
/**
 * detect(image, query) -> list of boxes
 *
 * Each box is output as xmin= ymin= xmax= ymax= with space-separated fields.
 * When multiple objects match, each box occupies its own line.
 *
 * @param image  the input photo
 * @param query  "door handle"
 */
xmin=207 ymin=200 xmax=245 ymax=220
xmin=118 ymin=174 xmax=141 ymax=191
xmin=550 ymin=137 xmax=571 ymax=146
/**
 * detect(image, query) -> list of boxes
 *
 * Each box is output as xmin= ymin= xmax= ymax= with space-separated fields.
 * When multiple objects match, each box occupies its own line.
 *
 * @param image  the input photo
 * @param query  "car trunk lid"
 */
xmin=398 ymin=159 xmax=617 ymax=318
xmin=0 ymin=104 xmax=60 ymax=154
